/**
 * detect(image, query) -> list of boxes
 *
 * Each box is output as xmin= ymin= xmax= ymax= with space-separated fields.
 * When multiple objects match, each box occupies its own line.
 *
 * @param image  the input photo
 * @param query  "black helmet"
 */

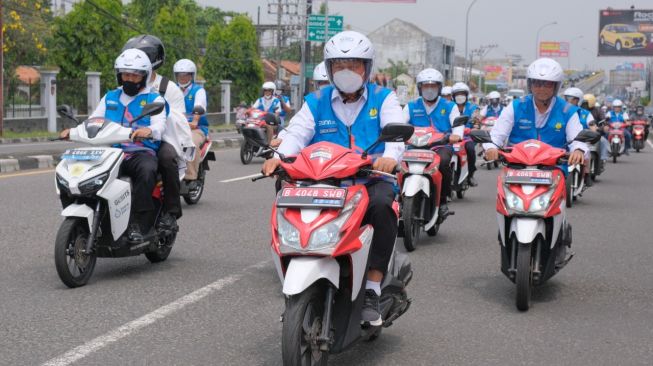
xmin=122 ymin=34 xmax=165 ymax=70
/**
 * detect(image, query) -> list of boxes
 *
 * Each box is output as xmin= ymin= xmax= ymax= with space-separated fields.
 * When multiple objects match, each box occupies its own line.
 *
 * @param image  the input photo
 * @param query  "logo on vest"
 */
xmin=518 ymin=119 xmax=532 ymax=129
xmin=554 ymin=122 xmax=562 ymax=130
xmin=440 ymin=109 xmax=446 ymax=115
xmin=369 ymin=108 xmax=378 ymax=118
xmin=140 ymin=100 xmax=146 ymax=107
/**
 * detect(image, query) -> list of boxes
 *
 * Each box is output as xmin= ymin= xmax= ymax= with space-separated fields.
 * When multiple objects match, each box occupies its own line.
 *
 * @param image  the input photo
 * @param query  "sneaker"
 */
xmin=361 ymin=290 xmax=382 ymax=326
xmin=439 ymin=203 xmax=450 ymax=219
xmin=468 ymin=176 xmax=478 ymax=187
xmin=127 ymin=223 xmax=144 ymax=244
xmin=624 ymin=150 xmax=630 ymax=156
xmin=157 ymin=213 xmax=178 ymax=232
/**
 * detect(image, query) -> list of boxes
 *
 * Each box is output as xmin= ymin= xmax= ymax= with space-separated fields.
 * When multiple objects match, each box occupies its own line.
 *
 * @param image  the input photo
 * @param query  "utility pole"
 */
xmin=302 ymin=0 xmax=313 ymax=99
xmin=276 ymin=1 xmax=283 ymax=81
xmin=1 ymin=1 xmax=4 ymax=137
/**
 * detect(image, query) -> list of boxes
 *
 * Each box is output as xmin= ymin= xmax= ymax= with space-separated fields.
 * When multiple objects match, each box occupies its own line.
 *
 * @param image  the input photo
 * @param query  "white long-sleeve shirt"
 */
xmin=277 ymin=87 xmax=406 ymax=161
xmin=482 ymin=98 xmax=588 ymax=154
xmin=90 ymin=88 xmax=167 ymax=141
xmin=401 ymin=98 xmax=464 ymax=138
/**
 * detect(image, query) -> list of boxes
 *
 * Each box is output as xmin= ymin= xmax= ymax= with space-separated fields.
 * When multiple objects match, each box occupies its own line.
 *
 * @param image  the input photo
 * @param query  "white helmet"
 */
xmin=416 ymin=68 xmax=444 ymax=100
xmin=451 ymin=82 xmax=470 ymax=95
xmin=262 ymin=81 xmax=276 ymax=92
xmin=324 ymin=31 xmax=374 ymax=93
xmin=114 ymin=48 xmax=152 ymax=88
xmin=564 ymin=87 xmax=584 ymax=100
xmin=595 ymin=102 xmax=601 ymax=108
xmin=527 ymin=57 xmax=564 ymax=94
xmin=487 ymin=91 xmax=501 ymax=100
xmin=173 ymin=59 xmax=197 ymax=87
xmin=612 ymin=99 xmax=623 ymax=107
xmin=313 ymin=61 xmax=329 ymax=82
xmin=441 ymin=86 xmax=453 ymax=96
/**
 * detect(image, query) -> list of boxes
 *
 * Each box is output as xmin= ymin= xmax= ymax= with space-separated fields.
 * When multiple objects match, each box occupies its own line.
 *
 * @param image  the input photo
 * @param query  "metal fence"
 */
xmin=3 ymin=78 xmax=44 ymax=118
xmin=57 ymin=78 xmax=88 ymax=115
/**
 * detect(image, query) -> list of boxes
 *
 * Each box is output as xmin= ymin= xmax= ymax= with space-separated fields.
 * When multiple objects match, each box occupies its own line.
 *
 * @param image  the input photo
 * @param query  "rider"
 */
xmin=441 ymin=86 xmax=453 ymax=102
xmin=262 ymin=31 xmax=405 ymax=326
xmin=173 ymin=58 xmax=208 ymax=186
xmin=403 ymin=68 xmax=461 ymax=217
xmin=483 ymin=57 xmax=587 ymax=172
xmin=275 ymin=81 xmax=293 ymax=127
xmin=581 ymin=93 xmax=609 ymax=166
xmin=253 ymin=81 xmax=281 ymax=143
xmin=481 ymin=91 xmax=503 ymax=118
xmin=123 ymin=34 xmax=192 ymax=231
xmin=313 ymin=61 xmax=330 ymax=90
xmin=605 ymin=99 xmax=631 ymax=155
xmin=632 ymin=105 xmax=650 ymax=140
xmin=451 ymin=82 xmax=479 ymax=186
xmin=60 ymin=49 xmax=167 ymax=244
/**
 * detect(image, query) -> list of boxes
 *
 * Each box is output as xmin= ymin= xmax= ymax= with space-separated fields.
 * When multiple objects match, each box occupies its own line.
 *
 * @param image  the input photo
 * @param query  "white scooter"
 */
xmin=53 ymin=103 xmax=178 ymax=288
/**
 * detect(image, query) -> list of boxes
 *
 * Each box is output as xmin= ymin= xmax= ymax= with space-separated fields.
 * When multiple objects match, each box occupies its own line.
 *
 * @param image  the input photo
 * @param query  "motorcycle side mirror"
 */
xmin=469 ymin=129 xmax=492 ymax=144
xmin=192 ymin=105 xmax=205 ymax=115
xmin=132 ymin=102 xmax=166 ymax=123
xmin=452 ymin=115 xmax=469 ymax=128
xmin=574 ymin=129 xmax=601 ymax=144
xmin=57 ymin=105 xmax=77 ymax=122
xmin=361 ymin=123 xmax=414 ymax=159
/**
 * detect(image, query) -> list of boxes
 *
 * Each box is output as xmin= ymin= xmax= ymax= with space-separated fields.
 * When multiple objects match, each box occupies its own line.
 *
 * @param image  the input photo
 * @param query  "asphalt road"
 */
xmin=1 ymin=145 xmax=652 ymax=365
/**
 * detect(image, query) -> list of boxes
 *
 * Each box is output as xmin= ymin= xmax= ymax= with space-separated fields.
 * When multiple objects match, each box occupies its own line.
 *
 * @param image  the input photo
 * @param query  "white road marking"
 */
xmin=41 ymin=260 xmax=270 ymax=366
xmin=0 ymin=168 xmax=54 ymax=179
xmin=219 ymin=173 xmax=262 ymax=183
xmin=647 ymin=140 xmax=653 ymax=149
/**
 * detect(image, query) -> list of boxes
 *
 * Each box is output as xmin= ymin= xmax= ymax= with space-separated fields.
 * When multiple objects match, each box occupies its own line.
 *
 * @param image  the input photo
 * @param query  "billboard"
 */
xmin=598 ymin=9 xmax=653 ymax=56
xmin=539 ymin=42 xmax=569 ymax=57
xmin=483 ymin=65 xmax=509 ymax=85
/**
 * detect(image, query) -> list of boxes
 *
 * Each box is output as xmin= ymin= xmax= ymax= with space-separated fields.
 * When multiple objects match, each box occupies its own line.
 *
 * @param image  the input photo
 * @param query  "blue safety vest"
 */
xmin=509 ymin=95 xmax=578 ymax=149
xmin=577 ymin=108 xmax=591 ymax=129
xmin=407 ymin=97 xmax=455 ymax=133
xmin=183 ymin=83 xmax=209 ymax=135
xmin=305 ymin=83 xmax=391 ymax=157
xmin=279 ymin=95 xmax=290 ymax=117
xmin=485 ymin=104 xmax=503 ymax=118
xmin=256 ymin=97 xmax=280 ymax=113
xmin=610 ymin=111 xmax=626 ymax=122
xmin=457 ymin=101 xmax=478 ymax=127
xmin=104 ymin=89 xmax=162 ymax=152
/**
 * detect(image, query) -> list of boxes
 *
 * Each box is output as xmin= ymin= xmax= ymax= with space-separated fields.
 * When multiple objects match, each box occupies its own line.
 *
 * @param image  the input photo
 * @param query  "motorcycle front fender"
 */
xmin=282 ymin=256 xmax=340 ymax=296
xmin=510 ymin=217 xmax=545 ymax=244
xmin=61 ymin=203 xmax=94 ymax=232
xmin=401 ymin=174 xmax=430 ymax=197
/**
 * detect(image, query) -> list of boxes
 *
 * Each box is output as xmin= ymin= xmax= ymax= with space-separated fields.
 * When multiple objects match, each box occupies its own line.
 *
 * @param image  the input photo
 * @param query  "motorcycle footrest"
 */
xmin=555 ymin=251 xmax=575 ymax=270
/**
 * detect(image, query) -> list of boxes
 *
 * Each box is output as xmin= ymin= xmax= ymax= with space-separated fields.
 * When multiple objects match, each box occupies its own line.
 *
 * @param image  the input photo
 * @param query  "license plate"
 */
xmin=403 ymin=150 xmax=435 ymax=163
xmin=504 ymin=169 xmax=553 ymax=185
xmin=61 ymin=149 xmax=104 ymax=161
xmin=277 ymin=187 xmax=347 ymax=208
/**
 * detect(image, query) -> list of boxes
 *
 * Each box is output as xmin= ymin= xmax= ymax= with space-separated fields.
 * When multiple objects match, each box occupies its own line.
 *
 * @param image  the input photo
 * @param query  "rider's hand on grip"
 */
xmin=131 ymin=127 xmax=153 ymax=141
xmin=568 ymin=149 xmax=585 ymax=165
xmin=373 ymin=157 xmax=398 ymax=174
xmin=262 ymin=158 xmax=281 ymax=176
xmin=485 ymin=148 xmax=499 ymax=162
xmin=59 ymin=129 xmax=71 ymax=140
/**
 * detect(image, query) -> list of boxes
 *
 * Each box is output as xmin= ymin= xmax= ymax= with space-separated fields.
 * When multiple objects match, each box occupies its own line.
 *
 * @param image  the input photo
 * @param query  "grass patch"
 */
xmin=1 ymin=130 xmax=58 ymax=139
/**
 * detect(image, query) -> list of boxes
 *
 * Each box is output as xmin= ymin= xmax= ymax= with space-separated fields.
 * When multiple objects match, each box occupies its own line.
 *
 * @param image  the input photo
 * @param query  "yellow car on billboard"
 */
xmin=599 ymin=23 xmax=647 ymax=51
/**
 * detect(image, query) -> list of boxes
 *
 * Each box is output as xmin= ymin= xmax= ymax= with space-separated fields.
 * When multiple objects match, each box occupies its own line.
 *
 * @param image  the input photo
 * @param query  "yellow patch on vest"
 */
xmin=140 ymin=100 xmax=146 ymax=107
xmin=369 ymin=108 xmax=378 ymax=118
xmin=440 ymin=109 xmax=446 ymax=115
xmin=555 ymin=122 xmax=562 ymax=130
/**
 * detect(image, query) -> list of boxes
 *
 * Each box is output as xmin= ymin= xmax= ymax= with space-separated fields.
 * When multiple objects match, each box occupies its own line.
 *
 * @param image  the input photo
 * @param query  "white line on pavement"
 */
xmin=41 ymin=260 xmax=270 ymax=366
xmin=219 ymin=173 xmax=262 ymax=183
xmin=0 ymin=169 xmax=54 ymax=179
xmin=647 ymin=140 xmax=653 ymax=149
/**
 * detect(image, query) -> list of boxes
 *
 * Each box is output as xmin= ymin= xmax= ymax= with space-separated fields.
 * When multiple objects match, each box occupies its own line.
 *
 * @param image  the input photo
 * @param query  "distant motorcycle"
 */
xmin=480 ymin=117 xmax=499 ymax=169
xmin=608 ymin=121 xmax=626 ymax=163
xmin=236 ymin=108 xmax=278 ymax=164
xmin=180 ymin=106 xmax=216 ymax=205
xmin=631 ymin=120 xmax=647 ymax=152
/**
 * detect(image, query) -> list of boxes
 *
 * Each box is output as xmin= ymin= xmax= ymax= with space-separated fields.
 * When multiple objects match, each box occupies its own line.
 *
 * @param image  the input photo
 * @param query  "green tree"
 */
xmin=204 ymin=15 xmax=263 ymax=104
xmin=126 ymin=0 xmax=180 ymax=30
xmin=2 ymin=0 xmax=52 ymax=76
xmin=48 ymin=0 xmax=127 ymax=90
xmin=152 ymin=4 xmax=197 ymax=77
xmin=379 ymin=59 xmax=409 ymax=79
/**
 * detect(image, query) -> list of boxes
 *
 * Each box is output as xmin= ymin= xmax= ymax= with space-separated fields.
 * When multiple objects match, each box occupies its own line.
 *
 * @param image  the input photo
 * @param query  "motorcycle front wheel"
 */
xmin=282 ymin=284 xmax=328 ymax=366
xmin=240 ymin=143 xmax=254 ymax=165
xmin=402 ymin=196 xmax=422 ymax=252
xmin=515 ymin=240 xmax=533 ymax=311
xmin=54 ymin=218 xmax=97 ymax=288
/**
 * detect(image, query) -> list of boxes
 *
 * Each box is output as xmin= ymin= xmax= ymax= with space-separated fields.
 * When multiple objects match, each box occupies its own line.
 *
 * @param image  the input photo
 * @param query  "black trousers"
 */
xmin=435 ymin=148 xmax=453 ymax=203
xmin=363 ymin=181 xmax=398 ymax=273
xmin=157 ymin=142 xmax=182 ymax=218
xmin=121 ymin=152 xmax=158 ymax=213
xmin=464 ymin=140 xmax=477 ymax=176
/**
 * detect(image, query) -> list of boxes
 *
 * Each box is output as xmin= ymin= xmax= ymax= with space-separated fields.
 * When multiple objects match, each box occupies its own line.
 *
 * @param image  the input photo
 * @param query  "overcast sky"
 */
xmin=199 ymin=0 xmax=652 ymax=71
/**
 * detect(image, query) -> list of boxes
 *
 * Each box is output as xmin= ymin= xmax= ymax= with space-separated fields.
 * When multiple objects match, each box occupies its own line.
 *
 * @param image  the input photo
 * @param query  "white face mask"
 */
xmin=178 ymin=80 xmax=192 ymax=88
xmin=264 ymin=94 xmax=273 ymax=100
xmin=422 ymin=88 xmax=439 ymax=102
xmin=455 ymin=95 xmax=467 ymax=105
xmin=333 ymin=69 xmax=364 ymax=94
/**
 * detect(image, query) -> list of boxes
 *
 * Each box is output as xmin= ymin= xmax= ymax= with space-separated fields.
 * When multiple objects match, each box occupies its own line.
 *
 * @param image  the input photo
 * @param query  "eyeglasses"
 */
xmin=531 ymin=79 xmax=557 ymax=88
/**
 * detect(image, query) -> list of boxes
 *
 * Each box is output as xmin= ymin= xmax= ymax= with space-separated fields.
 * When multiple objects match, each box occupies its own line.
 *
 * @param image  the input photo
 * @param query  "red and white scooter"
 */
xmin=247 ymin=124 xmax=414 ymax=365
xmin=450 ymin=127 xmax=472 ymax=199
xmin=631 ymin=120 xmax=647 ymax=152
xmin=470 ymin=129 xmax=600 ymax=311
xmin=607 ymin=121 xmax=626 ymax=163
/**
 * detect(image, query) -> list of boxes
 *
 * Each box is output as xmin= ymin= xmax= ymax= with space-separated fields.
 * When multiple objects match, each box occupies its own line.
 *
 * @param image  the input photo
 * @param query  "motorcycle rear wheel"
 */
xmin=282 ymin=284 xmax=328 ymax=366
xmin=515 ymin=241 xmax=533 ymax=311
xmin=565 ymin=175 xmax=573 ymax=208
xmin=240 ymin=143 xmax=254 ymax=165
xmin=402 ymin=196 xmax=422 ymax=252
xmin=183 ymin=165 xmax=205 ymax=205
xmin=145 ymin=231 xmax=176 ymax=263
xmin=54 ymin=218 xmax=97 ymax=288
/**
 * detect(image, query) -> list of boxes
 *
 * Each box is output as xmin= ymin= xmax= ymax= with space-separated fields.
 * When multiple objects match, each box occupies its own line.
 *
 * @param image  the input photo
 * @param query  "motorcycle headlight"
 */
xmin=277 ymin=210 xmax=301 ymax=249
xmin=503 ymin=188 xmax=524 ymax=211
xmin=78 ymin=172 xmax=109 ymax=195
xmin=307 ymin=191 xmax=362 ymax=250
xmin=528 ymin=190 xmax=554 ymax=213
xmin=56 ymin=173 xmax=69 ymax=190
xmin=409 ymin=133 xmax=432 ymax=147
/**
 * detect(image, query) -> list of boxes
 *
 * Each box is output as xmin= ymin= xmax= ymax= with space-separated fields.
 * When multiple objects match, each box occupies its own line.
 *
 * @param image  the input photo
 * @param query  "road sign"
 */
xmin=307 ymin=14 xmax=344 ymax=42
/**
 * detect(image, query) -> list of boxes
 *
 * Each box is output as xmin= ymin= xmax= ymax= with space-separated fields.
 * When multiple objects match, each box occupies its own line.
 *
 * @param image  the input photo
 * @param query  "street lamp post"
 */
xmin=535 ymin=21 xmax=557 ymax=60
xmin=465 ymin=0 xmax=479 ymax=82
xmin=568 ymin=35 xmax=583 ymax=70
